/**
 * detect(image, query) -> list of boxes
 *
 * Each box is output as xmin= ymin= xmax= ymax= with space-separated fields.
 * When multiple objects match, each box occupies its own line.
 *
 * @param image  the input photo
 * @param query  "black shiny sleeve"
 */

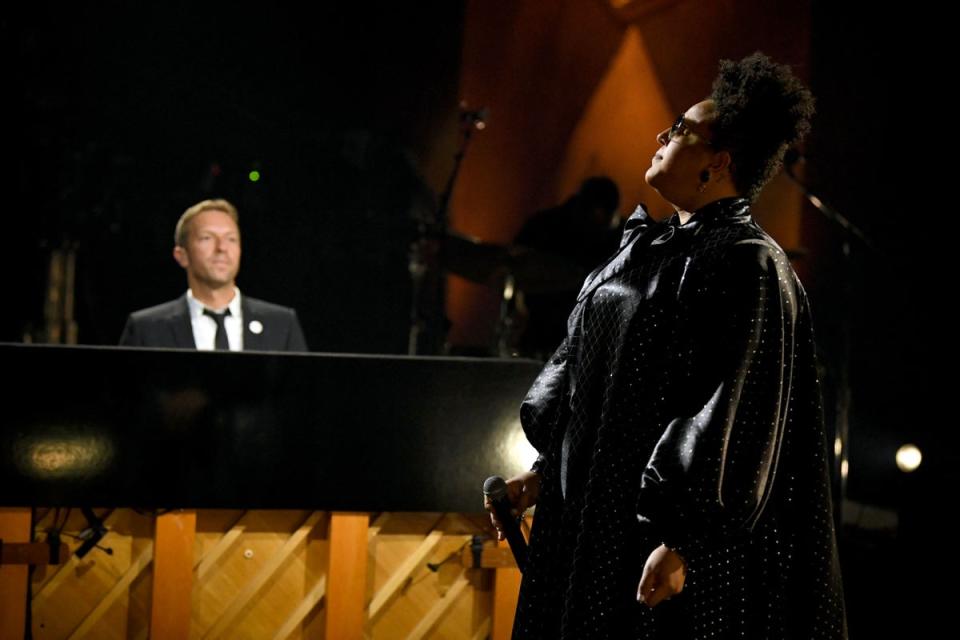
xmin=636 ymin=240 xmax=800 ymax=558
xmin=519 ymin=338 xmax=570 ymax=476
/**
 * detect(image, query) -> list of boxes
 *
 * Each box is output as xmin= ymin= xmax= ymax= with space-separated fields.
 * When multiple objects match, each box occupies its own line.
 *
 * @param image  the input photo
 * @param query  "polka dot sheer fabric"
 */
xmin=515 ymin=197 xmax=847 ymax=639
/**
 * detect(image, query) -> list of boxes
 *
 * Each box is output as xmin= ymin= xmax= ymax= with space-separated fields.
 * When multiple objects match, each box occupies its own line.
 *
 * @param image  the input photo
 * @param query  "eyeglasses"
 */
xmin=663 ymin=113 xmax=714 ymax=147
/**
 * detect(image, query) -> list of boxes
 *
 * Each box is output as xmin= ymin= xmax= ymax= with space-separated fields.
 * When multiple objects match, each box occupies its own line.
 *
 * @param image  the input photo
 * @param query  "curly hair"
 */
xmin=708 ymin=51 xmax=816 ymax=201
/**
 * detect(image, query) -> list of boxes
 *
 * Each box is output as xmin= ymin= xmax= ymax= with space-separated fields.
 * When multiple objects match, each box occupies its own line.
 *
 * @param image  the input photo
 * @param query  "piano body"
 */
xmin=0 ymin=343 xmax=543 ymax=639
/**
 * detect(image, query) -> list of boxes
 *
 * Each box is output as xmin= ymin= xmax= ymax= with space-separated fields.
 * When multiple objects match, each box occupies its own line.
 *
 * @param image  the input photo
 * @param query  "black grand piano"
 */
xmin=0 ymin=343 xmax=543 ymax=639
xmin=0 ymin=343 xmax=543 ymax=511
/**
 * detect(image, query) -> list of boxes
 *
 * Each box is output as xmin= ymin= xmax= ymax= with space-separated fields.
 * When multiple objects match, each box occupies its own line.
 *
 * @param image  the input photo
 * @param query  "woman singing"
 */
xmin=487 ymin=52 xmax=847 ymax=639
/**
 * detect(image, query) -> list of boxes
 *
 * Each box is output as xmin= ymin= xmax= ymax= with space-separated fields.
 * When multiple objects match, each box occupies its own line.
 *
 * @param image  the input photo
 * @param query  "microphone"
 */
xmin=483 ymin=475 xmax=528 ymax=572
xmin=75 ymin=537 xmax=114 ymax=558
xmin=75 ymin=507 xmax=113 ymax=559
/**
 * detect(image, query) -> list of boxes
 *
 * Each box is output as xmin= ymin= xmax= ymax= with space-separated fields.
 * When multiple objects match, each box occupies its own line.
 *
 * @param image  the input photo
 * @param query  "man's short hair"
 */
xmin=174 ymin=199 xmax=240 ymax=247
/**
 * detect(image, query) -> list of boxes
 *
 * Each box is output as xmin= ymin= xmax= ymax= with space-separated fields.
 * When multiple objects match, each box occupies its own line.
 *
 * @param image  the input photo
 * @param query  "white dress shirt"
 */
xmin=186 ymin=288 xmax=244 ymax=351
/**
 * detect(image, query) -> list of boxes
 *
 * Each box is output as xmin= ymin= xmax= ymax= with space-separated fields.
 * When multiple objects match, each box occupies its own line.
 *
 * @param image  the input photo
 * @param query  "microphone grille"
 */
xmin=483 ymin=475 xmax=507 ymax=499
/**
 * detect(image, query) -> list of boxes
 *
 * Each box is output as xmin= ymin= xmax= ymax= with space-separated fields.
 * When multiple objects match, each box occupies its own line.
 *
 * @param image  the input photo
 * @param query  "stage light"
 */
xmin=895 ymin=444 xmax=922 ymax=473
xmin=505 ymin=423 xmax=538 ymax=472
xmin=248 ymin=170 xmax=261 ymax=182
xmin=20 ymin=434 xmax=114 ymax=479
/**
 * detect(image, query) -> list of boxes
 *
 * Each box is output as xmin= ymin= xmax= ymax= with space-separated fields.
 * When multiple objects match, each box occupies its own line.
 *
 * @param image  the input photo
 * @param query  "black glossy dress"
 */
xmin=513 ymin=197 xmax=848 ymax=639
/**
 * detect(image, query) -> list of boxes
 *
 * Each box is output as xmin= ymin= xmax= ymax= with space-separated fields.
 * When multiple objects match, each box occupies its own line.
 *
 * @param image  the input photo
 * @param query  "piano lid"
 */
xmin=0 ymin=344 xmax=543 ymax=513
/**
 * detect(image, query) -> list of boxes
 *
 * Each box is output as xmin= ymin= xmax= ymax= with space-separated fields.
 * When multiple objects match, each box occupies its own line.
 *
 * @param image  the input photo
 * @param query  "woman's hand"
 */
xmin=484 ymin=470 xmax=541 ymax=541
xmin=637 ymin=544 xmax=687 ymax=607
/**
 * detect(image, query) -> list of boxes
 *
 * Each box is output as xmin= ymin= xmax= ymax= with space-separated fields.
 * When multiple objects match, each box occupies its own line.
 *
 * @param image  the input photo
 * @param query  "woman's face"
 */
xmin=645 ymin=99 xmax=719 ymax=207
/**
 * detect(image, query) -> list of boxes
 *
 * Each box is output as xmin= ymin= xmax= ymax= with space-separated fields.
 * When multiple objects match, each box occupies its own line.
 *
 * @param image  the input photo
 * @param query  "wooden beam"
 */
xmin=151 ymin=510 xmax=197 ymax=640
xmin=1 ymin=541 xmax=69 ymax=566
xmin=368 ymin=512 xmax=390 ymax=540
xmin=194 ymin=511 xmax=247 ymax=583
xmin=459 ymin=543 xmax=516 ymax=569
xmin=203 ymin=511 xmax=324 ymax=639
xmin=0 ymin=508 xmax=31 ymax=640
xmin=491 ymin=539 xmax=521 ymax=640
xmin=325 ymin=512 xmax=369 ymax=640
xmin=33 ymin=510 xmax=121 ymax=599
xmin=404 ymin=573 xmax=469 ymax=640
xmin=67 ymin=543 xmax=153 ymax=639
xmin=471 ymin=617 xmax=492 ymax=640
xmin=270 ymin=575 xmax=326 ymax=640
xmin=368 ymin=529 xmax=444 ymax=623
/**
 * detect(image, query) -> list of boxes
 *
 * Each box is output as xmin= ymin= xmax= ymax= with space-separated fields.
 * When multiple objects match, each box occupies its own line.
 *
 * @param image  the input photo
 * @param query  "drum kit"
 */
xmin=404 ymin=102 xmax=594 ymax=357
xmin=442 ymin=230 xmax=588 ymax=294
xmin=441 ymin=230 xmax=590 ymax=357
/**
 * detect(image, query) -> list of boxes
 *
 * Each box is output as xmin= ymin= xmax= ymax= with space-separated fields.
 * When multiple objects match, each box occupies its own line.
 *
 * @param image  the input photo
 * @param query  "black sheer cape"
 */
xmin=514 ymin=197 xmax=847 ymax=639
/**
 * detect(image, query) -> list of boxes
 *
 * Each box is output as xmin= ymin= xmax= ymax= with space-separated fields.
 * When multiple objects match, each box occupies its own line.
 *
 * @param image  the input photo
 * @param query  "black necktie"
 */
xmin=203 ymin=308 xmax=231 ymax=350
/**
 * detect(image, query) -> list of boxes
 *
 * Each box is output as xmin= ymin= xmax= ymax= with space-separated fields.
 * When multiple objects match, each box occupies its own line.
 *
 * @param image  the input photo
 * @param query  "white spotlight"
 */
xmin=895 ymin=444 xmax=922 ymax=473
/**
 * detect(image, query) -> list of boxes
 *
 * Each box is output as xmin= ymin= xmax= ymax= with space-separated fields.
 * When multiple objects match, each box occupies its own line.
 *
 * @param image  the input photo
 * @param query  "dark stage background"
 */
xmin=9 ymin=3 xmax=464 ymax=353
xmin=805 ymin=4 xmax=953 ymax=633
xmin=7 ymin=1 xmax=953 ymax=635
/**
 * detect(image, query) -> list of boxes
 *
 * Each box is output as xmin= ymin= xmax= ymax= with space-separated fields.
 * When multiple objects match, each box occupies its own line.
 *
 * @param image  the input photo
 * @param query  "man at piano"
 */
xmin=119 ymin=198 xmax=308 ymax=352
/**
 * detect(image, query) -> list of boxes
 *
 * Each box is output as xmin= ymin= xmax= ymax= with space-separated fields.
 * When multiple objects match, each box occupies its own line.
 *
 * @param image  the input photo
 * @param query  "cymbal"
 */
xmin=442 ymin=231 xmax=588 ymax=294
xmin=441 ymin=231 xmax=509 ymax=284
xmin=504 ymin=246 xmax=588 ymax=293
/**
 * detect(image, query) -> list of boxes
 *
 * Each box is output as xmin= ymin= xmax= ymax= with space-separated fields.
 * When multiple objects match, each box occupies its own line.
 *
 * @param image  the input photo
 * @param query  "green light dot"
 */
xmin=248 ymin=170 xmax=261 ymax=182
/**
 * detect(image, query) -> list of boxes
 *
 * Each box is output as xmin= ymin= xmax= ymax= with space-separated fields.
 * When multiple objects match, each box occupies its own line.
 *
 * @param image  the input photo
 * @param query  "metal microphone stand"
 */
xmin=783 ymin=155 xmax=882 ymax=535
xmin=407 ymin=105 xmax=487 ymax=354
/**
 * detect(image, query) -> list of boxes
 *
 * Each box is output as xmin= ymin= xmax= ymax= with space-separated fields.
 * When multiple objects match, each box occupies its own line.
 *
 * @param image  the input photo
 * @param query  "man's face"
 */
xmin=173 ymin=209 xmax=241 ymax=289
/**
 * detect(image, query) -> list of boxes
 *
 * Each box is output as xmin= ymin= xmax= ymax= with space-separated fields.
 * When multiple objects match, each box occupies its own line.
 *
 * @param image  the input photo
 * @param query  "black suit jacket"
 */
xmin=119 ymin=294 xmax=308 ymax=352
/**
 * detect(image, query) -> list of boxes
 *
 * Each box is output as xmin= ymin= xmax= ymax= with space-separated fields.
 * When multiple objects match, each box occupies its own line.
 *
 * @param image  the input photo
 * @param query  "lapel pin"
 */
xmin=249 ymin=320 xmax=263 ymax=335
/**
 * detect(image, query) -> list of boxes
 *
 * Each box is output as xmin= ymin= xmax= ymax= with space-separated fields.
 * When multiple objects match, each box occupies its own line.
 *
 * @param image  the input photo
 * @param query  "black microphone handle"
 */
xmin=491 ymin=497 xmax=528 ymax=572
xmin=75 ymin=536 xmax=100 ymax=559
xmin=484 ymin=476 xmax=529 ymax=573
